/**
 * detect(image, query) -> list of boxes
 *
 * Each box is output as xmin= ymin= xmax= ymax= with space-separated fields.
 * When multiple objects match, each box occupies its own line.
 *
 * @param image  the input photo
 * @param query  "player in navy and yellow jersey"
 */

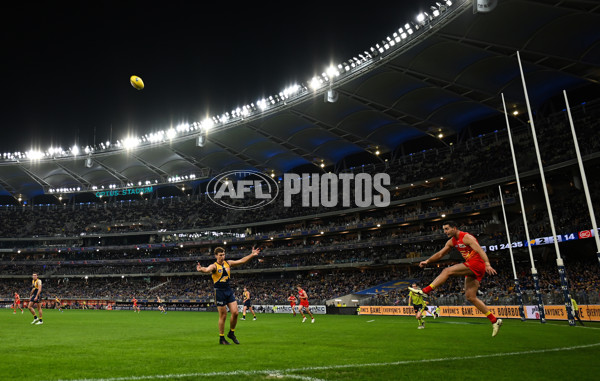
xmin=408 ymin=283 xmax=427 ymax=329
xmin=54 ymin=296 xmax=63 ymax=313
xmin=157 ymin=296 xmax=167 ymax=314
xmin=13 ymin=292 xmax=23 ymax=314
xmin=241 ymin=287 xmax=256 ymax=321
xmin=29 ymin=273 xmax=43 ymax=325
xmin=197 ymin=246 xmax=261 ymax=344
xmin=409 ymin=221 xmax=502 ymax=337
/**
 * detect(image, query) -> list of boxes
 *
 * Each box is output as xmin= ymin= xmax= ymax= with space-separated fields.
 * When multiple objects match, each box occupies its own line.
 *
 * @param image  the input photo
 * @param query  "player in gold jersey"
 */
xmin=54 ymin=296 xmax=63 ymax=313
xmin=241 ymin=287 xmax=256 ymax=321
xmin=197 ymin=246 xmax=261 ymax=344
xmin=29 ymin=273 xmax=43 ymax=325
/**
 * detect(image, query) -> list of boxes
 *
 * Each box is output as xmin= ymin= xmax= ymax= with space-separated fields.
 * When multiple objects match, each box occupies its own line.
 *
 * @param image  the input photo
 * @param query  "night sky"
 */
xmin=2 ymin=1 xmax=434 ymax=153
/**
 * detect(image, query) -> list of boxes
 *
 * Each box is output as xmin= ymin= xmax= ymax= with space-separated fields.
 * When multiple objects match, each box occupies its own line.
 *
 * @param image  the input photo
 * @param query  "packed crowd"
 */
xmin=3 ymin=255 xmax=598 ymax=306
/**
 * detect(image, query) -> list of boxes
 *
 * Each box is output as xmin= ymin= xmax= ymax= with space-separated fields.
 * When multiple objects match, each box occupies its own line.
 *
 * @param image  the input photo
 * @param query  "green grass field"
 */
xmin=2 ymin=309 xmax=600 ymax=380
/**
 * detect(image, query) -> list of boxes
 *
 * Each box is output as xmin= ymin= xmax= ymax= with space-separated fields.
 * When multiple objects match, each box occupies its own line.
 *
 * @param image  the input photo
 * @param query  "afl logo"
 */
xmin=207 ymin=170 xmax=280 ymax=210
xmin=579 ymin=230 xmax=592 ymax=239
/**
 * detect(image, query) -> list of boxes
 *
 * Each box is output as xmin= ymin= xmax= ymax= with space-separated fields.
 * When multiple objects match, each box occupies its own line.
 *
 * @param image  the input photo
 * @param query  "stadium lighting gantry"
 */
xmin=2 ymin=0 xmax=460 ymax=192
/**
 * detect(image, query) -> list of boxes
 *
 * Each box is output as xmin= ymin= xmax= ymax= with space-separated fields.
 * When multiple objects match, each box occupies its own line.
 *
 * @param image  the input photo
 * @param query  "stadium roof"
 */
xmin=1 ymin=0 xmax=599 ymax=201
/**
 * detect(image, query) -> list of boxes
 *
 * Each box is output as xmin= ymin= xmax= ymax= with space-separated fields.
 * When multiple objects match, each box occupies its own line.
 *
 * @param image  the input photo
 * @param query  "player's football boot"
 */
xmin=227 ymin=331 xmax=240 ymax=344
xmin=492 ymin=319 xmax=503 ymax=337
xmin=408 ymin=287 xmax=426 ymax=297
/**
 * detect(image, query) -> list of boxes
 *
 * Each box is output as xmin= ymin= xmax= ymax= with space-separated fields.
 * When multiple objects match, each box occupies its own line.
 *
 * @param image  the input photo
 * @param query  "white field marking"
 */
xmin=51 ymin=342 xmax=600 ymax=381
xmin=366 ymin=320 xmax=375 ymax=323
xmin=266 ymin=374 xmax=328 ymax=381
xmin=545 ymin=322 xmax=600 ymax=330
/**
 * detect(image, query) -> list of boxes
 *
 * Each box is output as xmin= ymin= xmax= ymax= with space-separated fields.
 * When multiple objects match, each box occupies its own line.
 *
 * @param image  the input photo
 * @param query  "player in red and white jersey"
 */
xmin=132 ymin=297 xmax=140 ymax=313
xmin=409 ymin=221 xmax=502 ymax=337
xmin=288 ymin=295 xmax=297 ymax=317
xmin=296 ymin=285 xmax=314 ymax=323
xmin=13 ymin=292 xmax=23 ymax=314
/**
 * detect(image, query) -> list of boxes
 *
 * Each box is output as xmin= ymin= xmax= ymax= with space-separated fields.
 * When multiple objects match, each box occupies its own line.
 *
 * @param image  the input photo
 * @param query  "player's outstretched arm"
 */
xmin=419 ymin=240 xmax=452 ymax=267
xmin=196 ymin=263 xmax=216 ymax=273
xmin=229 ymin=247 xmax=261 ymax=267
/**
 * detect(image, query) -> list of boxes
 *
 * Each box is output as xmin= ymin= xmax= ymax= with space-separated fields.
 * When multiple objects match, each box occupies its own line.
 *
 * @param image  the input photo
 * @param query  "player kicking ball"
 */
xmin=409 ymin=221 xmax=502 ymax=337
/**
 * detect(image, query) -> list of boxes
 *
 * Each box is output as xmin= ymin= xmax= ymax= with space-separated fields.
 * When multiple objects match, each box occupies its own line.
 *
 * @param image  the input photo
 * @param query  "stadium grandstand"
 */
xmin=1 ymin=0 xmax=599 ymax=320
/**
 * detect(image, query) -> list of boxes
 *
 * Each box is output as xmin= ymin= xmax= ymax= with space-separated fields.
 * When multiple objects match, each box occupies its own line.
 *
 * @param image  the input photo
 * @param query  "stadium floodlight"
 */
xmin=27 ymin=150 xmax=44 ymax=160
xmin=71 ymin=145 xmax=79 ymax=156
xmin=326 ymin=65 xmax=339 ymax=78
xmin=122 ymin=137 xmax=139 ymax=150
xmin=202 ymin=118 xmax=215 ymax=131
xmin=309 ymin=77 xmax=322 ymax=90
xmin=416 ymin=13 xmax=425 ymax=23
xmin=431 ymin=6 xmax=440 ymax=17
xmin=446 ymin=0 xmax=452 ymax=5
xmin=166 ymin=128 xmax=176 ymax=140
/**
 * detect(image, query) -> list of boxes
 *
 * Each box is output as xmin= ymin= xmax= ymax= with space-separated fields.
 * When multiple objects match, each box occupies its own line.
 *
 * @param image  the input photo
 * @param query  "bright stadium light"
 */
xmin=309 ymin=77 xmax=322 ymax=90
xmin=257 ymin=99 xmax=268 ymax=111
xmin=166 ymin=128 xmax=176 ymax=140
xmin=122 ymin=137 xmax=139 ymax=150
xmin=27 ymin=150 xmax=44 ymax=160
xmin=202 ymin=118 xmax=215 ymax=131
xmin=326 ymin=66 xmax=338 ymax=78
xmin=72 ymin=145 xmax=80 ymax=156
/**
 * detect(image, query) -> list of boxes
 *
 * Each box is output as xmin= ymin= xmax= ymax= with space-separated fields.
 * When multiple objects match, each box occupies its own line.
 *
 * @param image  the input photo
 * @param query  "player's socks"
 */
xmin=422 ymin=284 xmax=435 ymax=294
xmin=485 ymin=311 xmax=497 ymax=324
